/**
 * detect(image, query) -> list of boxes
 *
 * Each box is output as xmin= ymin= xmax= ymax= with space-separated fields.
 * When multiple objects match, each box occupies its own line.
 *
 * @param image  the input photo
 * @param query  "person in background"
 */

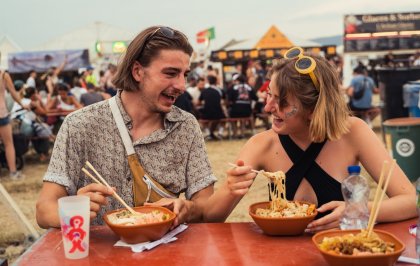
xmin=70 ymin=80 xmax=87 ymax=102
xmin=193 ymin=60 xmax=205 ymax=79
xmin=36 ymin=25 xmax=220 ymax=229
xmin=17 ymin=87 xmax=52 ymax=162
xmin=255 ymin=78 xmax=271 ymax=130
xmin=80 ymin=82 xmax=105 ymax=107
xmin=0 ymin=70 xmax=28 ymax=179
xmin=40 ymin=55 xmax=67 ymax=87
xmin=85 ymin=66 xmax=98 ymax=86
xmin=103 ymin=64 xmax=117 ymax=96
xmin=346 ymin=66 xmax=380 ymax=127
xmin=411 ymin=51 xmax=420 ymax=66
xmin=47 ymin=83 xmax=82 ymax=113
xmin=186 ymin=77 xmax=200 ymax=105
xmin=190 ymin=77 xmax=205 ymax=111
xmin=199 ymin=75 xmax=225 ymax=140
xmin=173 ymin=90 xmax=194 ymax=115
xmin=46 ymin=82 xmax=82 ymax=134
xmin=26 ymin=70 xmax=37 ymax=88
xmin=383 ymin=51 xmax=394 ymax=67
xmin=208 ymin=48 xmax=416 ymax=231
xmin=227 ymin=73 xmax=257 ymax=138
xmin=98 ymin=70 xmax=106 ymax=90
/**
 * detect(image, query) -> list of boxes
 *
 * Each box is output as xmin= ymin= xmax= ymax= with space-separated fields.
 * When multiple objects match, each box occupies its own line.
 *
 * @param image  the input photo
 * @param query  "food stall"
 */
xmin=209 ymin=25 xmax=337 ymax=85
xmin=342 ymin=12 xmax=420 ymax=119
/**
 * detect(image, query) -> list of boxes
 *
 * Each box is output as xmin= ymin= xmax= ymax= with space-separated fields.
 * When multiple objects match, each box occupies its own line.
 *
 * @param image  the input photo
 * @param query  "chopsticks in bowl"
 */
xmin=367 ymin=159 xmax=396 ymax=237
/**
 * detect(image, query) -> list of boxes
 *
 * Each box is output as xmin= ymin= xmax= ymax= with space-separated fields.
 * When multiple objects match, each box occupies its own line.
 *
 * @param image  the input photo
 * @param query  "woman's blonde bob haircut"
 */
xmin=270 ymin=54 xmax=350 ymax=142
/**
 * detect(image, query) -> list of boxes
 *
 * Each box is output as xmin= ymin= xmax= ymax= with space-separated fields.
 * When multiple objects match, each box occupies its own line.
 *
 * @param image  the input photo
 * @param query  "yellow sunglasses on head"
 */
xmin=284 ymin=47 xmax=320 ymax=91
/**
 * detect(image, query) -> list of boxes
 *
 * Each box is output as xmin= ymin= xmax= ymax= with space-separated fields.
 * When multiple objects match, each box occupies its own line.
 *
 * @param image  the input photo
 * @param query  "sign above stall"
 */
xmin=8 ymin=49 xmax=90 ymax=73
xmin=210 ymin=45 xmax=336 ymax=65
xmin=344 ymin=12 xmax=420 ymax=53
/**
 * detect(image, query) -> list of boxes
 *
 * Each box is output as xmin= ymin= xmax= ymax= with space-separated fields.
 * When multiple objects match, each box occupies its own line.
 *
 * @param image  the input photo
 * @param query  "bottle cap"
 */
xmin=347 ymin=165 xmax=361 ymax=174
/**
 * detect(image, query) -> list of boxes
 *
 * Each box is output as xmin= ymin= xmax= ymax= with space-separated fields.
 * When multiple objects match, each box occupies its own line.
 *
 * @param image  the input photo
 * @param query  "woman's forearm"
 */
xmin=370 ymin=194 xmax=417 ymax=223
xmin=202 ymin=184 xmax=243 ymax=222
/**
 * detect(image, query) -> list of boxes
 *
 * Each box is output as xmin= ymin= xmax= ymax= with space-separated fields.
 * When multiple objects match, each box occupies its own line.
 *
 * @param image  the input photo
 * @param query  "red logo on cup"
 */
xmin=66 ymin=215 xmax=86 ymax=253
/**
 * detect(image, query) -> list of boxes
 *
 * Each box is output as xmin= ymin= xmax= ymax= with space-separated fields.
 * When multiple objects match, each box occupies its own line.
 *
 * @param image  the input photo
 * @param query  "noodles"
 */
xmin=263 ymin=171 xmax=287 ymax=211
xmin=256 ymin=170 xmax=316 ymax=218
xmin=319 ymin=230 xmax=396 ymax=255
xmin=108 ymin=209 xmax=169 ymax=226
xmin=256 ymin=201 xmax=316 ymax=218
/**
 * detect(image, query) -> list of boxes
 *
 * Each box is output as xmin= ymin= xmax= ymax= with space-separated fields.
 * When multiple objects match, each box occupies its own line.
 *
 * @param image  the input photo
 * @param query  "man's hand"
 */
xmin=77 ymin=183 xmax=115 ymax=220
xmin=145 ymin=198 xmax=193 ymax=228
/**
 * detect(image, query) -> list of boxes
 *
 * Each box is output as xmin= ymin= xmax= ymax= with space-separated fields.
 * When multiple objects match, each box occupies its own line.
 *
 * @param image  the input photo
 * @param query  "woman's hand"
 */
xmin=306 ymin=201 xmax=345 ymax=233
xmin=77 ymin=183 xmax=115 ymax=220
xmin=226 ymin=160 xmax=257 ymax=196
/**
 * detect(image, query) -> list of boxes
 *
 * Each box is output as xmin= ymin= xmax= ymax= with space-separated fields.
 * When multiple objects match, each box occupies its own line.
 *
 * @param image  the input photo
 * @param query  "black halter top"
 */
xmin=275 ymin=135 xmax=343 ymax=218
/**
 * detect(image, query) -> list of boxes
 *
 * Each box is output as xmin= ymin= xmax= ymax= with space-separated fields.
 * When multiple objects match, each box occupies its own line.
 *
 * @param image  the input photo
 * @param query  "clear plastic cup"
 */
xmin=58 ymin=195 xmax=90 ymax=259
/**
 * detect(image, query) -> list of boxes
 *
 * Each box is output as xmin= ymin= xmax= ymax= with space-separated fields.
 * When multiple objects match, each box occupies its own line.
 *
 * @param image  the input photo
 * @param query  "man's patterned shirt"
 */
xmin=44 ymin=92 xmax=217 ymax=224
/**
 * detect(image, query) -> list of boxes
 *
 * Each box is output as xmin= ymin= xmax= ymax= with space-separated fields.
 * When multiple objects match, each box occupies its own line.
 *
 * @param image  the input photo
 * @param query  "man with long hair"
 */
xmin=37 ymin=26 xmax=218 ymax=228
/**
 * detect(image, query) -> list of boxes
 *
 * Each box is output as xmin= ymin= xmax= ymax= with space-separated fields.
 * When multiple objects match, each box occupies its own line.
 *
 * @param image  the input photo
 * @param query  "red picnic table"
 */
xmin=14 ymin=218 xmax=418 ymax=265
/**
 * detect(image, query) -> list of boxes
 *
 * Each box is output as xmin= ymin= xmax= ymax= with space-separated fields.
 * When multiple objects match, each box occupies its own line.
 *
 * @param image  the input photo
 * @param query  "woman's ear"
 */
xmin=132 ymin=61 xmax=143 ymax=82
xmin=306 ymin=108 xmax=314 ymax=121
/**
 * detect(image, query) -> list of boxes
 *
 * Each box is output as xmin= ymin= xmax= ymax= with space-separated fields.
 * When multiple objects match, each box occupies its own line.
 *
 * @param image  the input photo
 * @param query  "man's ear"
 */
xmin=132 ymin=61 xmax=143 ymax=82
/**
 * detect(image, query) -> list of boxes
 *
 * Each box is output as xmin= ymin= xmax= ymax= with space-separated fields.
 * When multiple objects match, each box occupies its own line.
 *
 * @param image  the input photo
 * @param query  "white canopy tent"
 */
xmin=0 ymin=35 xmax=22 ymax=70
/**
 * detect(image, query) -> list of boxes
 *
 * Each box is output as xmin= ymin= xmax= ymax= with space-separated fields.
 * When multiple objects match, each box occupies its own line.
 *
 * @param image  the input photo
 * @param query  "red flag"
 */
xmin=196 ymin=30 xmax=208 ymax=44
xmin=196 ymin=27 xmax=215 ymax=44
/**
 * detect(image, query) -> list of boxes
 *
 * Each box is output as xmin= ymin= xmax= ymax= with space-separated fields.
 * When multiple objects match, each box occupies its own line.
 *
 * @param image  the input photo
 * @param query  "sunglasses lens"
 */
xmin=286 ymin=48 xmax=301 ymax=59
xmin=296 ymin=58 xmax=312 ymax=70
xmin=159 ymin=27 xmax=175 ymax=38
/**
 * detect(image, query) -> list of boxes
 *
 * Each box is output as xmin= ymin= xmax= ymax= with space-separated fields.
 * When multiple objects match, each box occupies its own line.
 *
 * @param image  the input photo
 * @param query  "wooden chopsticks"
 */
xmin=228 ymin=162 xmax=260 ymax=174
xmin=82 ymin=161 xmax=137 ymax=215
xmin=367 ymin=159 xmax=396 ymax=237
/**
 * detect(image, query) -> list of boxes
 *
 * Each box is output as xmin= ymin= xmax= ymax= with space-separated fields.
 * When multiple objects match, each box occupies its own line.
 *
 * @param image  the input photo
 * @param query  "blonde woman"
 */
xmin=205 ymin=47 xmax=416 ymax=231
xmin=0 ymin=70 xmax=27 ymax=179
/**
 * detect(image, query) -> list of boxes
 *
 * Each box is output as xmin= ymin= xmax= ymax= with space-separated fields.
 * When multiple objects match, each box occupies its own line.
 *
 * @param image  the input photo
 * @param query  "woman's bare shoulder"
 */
xmin=241 ymin=130 xmax=278 ymax=156
xmin=339 ymin=116 xmax=383 ymax=152
xmin=247 ymin=129 xmax=277 ymax=145
xmin=345 ymin=116 xmax=376 ymax=139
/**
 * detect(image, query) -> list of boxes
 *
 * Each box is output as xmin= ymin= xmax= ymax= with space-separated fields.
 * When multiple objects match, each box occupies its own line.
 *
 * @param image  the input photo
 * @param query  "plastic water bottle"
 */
xmin=340 ymin=165 xmax=370 ymax=230
xmin=416 ymin=177 xmax=420 ymax=257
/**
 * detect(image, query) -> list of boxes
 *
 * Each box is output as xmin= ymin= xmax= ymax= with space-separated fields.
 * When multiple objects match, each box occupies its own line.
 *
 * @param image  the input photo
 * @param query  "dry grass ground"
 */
xmin=0 ymin=117 xmax=384 ymax=263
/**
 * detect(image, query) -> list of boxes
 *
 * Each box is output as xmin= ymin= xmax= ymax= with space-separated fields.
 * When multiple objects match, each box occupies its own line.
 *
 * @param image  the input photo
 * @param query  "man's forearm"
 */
xmin=36 ymin=202 xmax=61 ymax=229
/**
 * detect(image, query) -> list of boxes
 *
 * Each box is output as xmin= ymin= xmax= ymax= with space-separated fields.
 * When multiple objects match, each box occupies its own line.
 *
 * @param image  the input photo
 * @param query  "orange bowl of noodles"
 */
xmin=249 ymin=200 xmax=317 ymax=236
xmin=312 ymin=229 xmax=405 ymax=266
xmin=103 ymin=206 xmax=176 ymax=244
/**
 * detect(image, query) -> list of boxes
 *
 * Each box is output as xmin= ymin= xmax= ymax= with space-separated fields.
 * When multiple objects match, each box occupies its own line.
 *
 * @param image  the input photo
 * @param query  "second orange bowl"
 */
xmin=312 ymin=229 xmax=405 ymax=266
xmin=249 ymin=201 xmax=317 ymax=236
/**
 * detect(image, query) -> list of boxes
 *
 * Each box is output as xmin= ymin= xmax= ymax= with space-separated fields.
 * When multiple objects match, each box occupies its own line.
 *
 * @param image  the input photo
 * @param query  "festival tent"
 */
xmin=218 ymin=25 xmax=322 ymax=50
xmin=211 ymin=25 xmax=336 ymax=65
xmin=0 ymin=35 xmax=22 ymax=70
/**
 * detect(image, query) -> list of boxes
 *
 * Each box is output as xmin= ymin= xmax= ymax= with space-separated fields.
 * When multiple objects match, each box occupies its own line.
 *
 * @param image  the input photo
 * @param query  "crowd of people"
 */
xmin=0 ymin=60 xmax=118 ymax=179
xmin=174 ymin=60 xmax=273 ymax=140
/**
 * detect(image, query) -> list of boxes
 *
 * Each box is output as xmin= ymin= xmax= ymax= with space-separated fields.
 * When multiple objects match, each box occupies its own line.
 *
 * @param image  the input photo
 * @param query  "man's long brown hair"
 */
xmin=112 ymin=26 xmax=193 ymax=92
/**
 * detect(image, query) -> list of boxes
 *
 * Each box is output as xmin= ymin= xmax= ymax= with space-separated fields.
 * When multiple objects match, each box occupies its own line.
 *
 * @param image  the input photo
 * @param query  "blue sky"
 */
xmin=1 ymin=0 xmax=418 ymax=51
